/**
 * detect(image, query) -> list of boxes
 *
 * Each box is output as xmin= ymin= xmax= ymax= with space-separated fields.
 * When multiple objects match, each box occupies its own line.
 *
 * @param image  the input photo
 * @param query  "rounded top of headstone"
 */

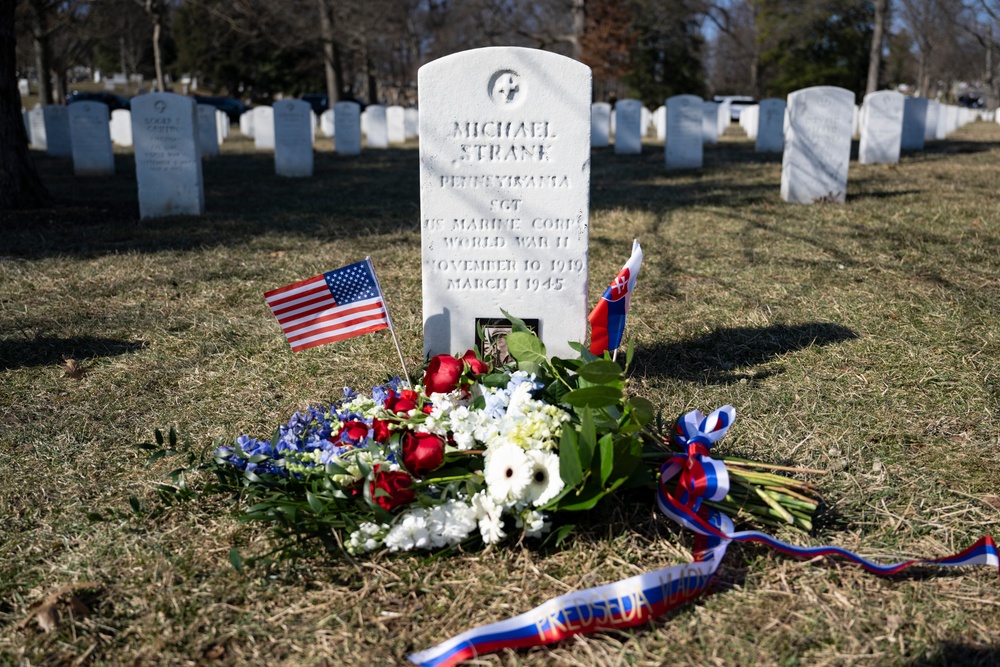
xmin=787 ymin=86 xmax=855 ymax=105
xmin=69 ymin=100 xmax=109 ymax=115
xmin=667 ymin=94 xmax=703 ymax=104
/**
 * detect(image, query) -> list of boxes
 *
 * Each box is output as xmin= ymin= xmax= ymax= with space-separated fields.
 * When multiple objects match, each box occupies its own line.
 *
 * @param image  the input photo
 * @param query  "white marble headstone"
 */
xmin=131 ymin=92 xmax=204 ymax=219
xmin=240 ymin=110 xmax=255 ymax=138
xmin=755 ymin=98 xmax=785 ymax=153
xmin=665 ymin=95 xmax=703 ymax=169
xmin=418 ymin=47 xmax=591 ymax=358
xmin=702 ymin=101 xmax=719 ymax=144
xmin=43 ymin=106 xmax=72 ymax=157
xmin=717 ymin=101 xmax=731 ymax=135
xmin=18 ymin=79 xmax=30 ymax=96
xmin=196 ymin=104 xmax=220 ymax=157
xmin=780 ymin=86 xmax=854 ymax=204
xmin=387 ymin=105 xmax=406 ymax=144
xmin=365 ymin=105 xmax=388 ymax=148
xmin=614 ymin=99 xmax=642 ymax=154
xmin=924 ymin=101 xmax=939 ymax=141
xmin=858 ymin=90 xmax=904 ymax=165
xmin=404 ymin=108 xmax=419 ymax=139
xmin=253 ymin=106 xmax=275 ymax=150
xmin=68 ymin=101 xmax=114 ymax=175
xmin=654 ymin=105 xmax=666 ymax=141
xmin=216 ymin=110 xmax=228 ymax=142
xmin=273 ymin=99 xmax=313 ymax=177
xmin=320 ymin=109 xmax=334 ymax=137
xmin=28 ymin=107 xmax=47 ymax=150
xmin=334 ymin=101 xmax=361 ymax=155
xmin=591 ymin=102 xmax=610 ymax=147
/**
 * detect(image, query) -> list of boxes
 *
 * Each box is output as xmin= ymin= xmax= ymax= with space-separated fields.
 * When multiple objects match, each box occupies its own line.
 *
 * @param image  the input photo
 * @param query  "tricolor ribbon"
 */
xmin=409 ymin=406 xmax=999 ymax=667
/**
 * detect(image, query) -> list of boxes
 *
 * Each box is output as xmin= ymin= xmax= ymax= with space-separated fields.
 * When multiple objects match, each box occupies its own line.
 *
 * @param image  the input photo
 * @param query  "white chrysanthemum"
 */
xmin=472 ymin=491 xmax=506 ymax=544
xmin=517 ymin=510 xmax=550 ymax=539
xmin=447 ymin=406 xmax=477 ymax=450
xmin=428 ymin=500 xmax=478 ymax=546
xmin=524 ymin=449 xmax=564 ymax=506
xmin=484 ymin=443 xmax=532 ymax=504
xmin=384 ymin=511 xmax=432 ymax=551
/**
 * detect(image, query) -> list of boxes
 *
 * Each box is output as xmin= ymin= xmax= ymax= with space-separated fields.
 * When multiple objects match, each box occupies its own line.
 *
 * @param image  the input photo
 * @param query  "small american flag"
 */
xmin=265 ymin=258 xmax=389 ymax=352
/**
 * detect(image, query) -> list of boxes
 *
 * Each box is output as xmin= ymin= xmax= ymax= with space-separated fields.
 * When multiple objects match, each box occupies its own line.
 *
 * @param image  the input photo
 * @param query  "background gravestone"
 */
xmin=254 ymin=106 xmax=275 ymax=150
xmin=613 ymin=99 xmax=642 ymax=154
xmin=43 ymin=106 xmax=72 ymax=157
xmin=320 ymin=109 xmax=334 ymax=137
xmin=365 ymin=105 xmax=389 ymax=148
xmin=780 ymin=86 xmax=854 ymax=204
xmin=240 ymin=110 xmax=255 ymax=138
xmin=404 ymin=108 xmax=419 ymax=139
xmin=654 ymin=105 xmax=666 ymax=141
xmin=387 ymin=105 xmax=406 ymax=144
xmin=131 ymin=92 xmax=204 ymax=219
xmin=665 ymin=95 xmax=703 ymax=169
xmin=924 ymin=101 xmax=939 ymax=142
xmin=28 ymin=106 xmax=47 ymax=150
xmin=334 ymin=101 xmax=361 ymax=155
xmin=110 ymin=109 xmax=133 ymax=146
xmin=68 ymin=101 xmax=114 ymax=175
xmin=418 ymin=47 xmax=591 ymax=358
xmin=196 ymin=104 xmax=220 ymax=157
xmin=755 ymin=98 xmax=785 ymax=153
xmin=701 ymin=101 xmax=719 ymax=144
xmin=591 ymin=102 xmax=610 ymax=147
xmin=273 ymin=99 xmax=313 ymax=177
xmin=858 ymin=90 xmax=904 ymax=165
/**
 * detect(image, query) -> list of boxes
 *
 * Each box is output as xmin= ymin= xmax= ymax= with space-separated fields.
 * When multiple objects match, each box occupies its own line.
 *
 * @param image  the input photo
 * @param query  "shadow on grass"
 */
xmin=0 ymin=335 xmax=144 ymax=371
xmin=632 ymin=322 xmax=859 ymax=384
xmin=908 ymin=642 xmax=1000 ymax=666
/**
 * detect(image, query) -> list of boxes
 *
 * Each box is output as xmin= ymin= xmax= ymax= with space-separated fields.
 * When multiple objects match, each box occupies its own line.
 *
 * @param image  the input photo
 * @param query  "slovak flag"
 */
xmin=588 ymin=239 xmax=642 ymax=355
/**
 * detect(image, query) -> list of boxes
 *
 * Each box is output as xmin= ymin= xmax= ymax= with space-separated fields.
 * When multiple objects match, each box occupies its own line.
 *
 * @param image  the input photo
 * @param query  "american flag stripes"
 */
xmin=265 ymin=259 xmax=389 ymax=352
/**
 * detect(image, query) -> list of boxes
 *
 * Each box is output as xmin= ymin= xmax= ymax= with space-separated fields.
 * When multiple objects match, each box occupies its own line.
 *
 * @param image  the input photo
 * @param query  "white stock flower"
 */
xmin=524 ymin=450 xmax=564 ymax=506
xmin=517 ymin=510 xmax=550 ymax=539
xmin=472 ymin=491 xmax=506 ymax=544
xmin=429 ymin=500 xmax=478 ymax=546
xmin=384 ymin=511 xmax=432 ymax=552
xmin=484 ymin=443 xmax=532 ymax=504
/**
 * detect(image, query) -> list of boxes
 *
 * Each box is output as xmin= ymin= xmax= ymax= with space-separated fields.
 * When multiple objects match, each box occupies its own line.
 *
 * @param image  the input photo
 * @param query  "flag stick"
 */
xmin=366 ymin=256 xmax=413 ymax=388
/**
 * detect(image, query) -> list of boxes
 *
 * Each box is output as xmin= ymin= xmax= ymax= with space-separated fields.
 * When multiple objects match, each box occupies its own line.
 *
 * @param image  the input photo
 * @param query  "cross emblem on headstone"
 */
xmin=496 ymin=74 xmax=519 ymax=103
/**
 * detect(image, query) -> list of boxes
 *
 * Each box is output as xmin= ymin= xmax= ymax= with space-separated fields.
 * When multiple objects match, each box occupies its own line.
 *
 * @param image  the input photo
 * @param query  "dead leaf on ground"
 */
xmin=984 ymin=495 xmax=1000 ymax=509
xmin=61 ymin=355 xmax=87 ymax=380
xmin=205 ymin=644 xmax=226 ymax=660
xmin=16 ymin=582 xmax=102 ymax=633
xmin=268 ymin=251 xmax=286 ymax=258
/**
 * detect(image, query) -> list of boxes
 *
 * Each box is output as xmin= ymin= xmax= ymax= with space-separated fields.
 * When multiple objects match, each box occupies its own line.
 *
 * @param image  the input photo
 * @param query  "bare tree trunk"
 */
xmin=151 ymin=7 xmax=165 ymax=91
xmin=54 ymin=67 xmax=67 ymax=103
xmin=317 ymin=0 xmax=340 ymax=105
xmin=570 ymin=0 xmax=586 ymax=60
xmin=30 ymin=1 xmax=52 ymax=106
xmin=1 ymin=0 xmax=48 ymax=209
xmin=866 ymin=0 xmax=889 ymax=95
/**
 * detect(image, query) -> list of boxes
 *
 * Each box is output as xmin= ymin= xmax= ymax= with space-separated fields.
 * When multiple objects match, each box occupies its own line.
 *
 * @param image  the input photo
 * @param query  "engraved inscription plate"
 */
xmin=418 ymin=47 xmax=592 ymax=358
xmin=780 ymin=86 xmax=854 ymax=205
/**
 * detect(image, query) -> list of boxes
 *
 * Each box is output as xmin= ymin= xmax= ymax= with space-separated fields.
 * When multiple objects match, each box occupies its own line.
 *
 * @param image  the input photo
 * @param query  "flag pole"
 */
xmin=366 ymin=256 xmax=413 ymax=388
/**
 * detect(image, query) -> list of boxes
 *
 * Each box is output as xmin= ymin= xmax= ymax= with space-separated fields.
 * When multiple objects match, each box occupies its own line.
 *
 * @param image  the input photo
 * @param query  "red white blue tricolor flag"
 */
xmin=265 ymin=258 xmax=389 ymax=352
xmin=589 ymin=239 xmax=642 ymax=355
xmin=408 ymin=405 xmax=999 ymax=667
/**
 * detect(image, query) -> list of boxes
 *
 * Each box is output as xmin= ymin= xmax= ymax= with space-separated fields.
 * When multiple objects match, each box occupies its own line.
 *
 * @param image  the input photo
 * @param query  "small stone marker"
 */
xmin=591 ymin=102 xmax=610 ymax=147
xmin=18 ymin=79 xmax=30 ymax=96
xmin=254 ymin=106 xmax=275 ymax=150
xmin=110 ymin=109 xmax=133 ymax=146
xmin=320 ymin=109 xmax=334 ymax=137
xmin=28 ymin=106 xmax=47 ymax=150
xmin=755 ymin=98 xmax=785 ymax=153
xmin=68 ymin=101 xmax=114 ymax=175
xmin=702 ymin=101 xmax=719 ymax=144
xmin=333 ymin=101 xmax=361 ymax=155
xmin=365 ymin=105 xmax=388 ymax=148
xmin=131 ymin=92 xmax=204 ymax=219
xmin=43 ymin=106 xmax=72 ymax=157
xmin=613 ymin=99 xmax=642 ymax=154
xmin=858 ymin=90 xmax=904 ymax=165
xmin=404 ymin=108 xmax=419 ymax=139
xmin=780 ymin=86 xmax=854 ymax=204
xmin=387 ymin=105 xmax=406 ymax=144
xmin=197 ymin=104 xmax=220 ymax=157
xmin=418 ymin=47 xmax=591 ymax=358
xmin=273 ymin=99 xmax=313 ymax=177
xmin=240 ymin=110 xmax=255 ymax=138
xmin=664 ymin=94 xmax=703 ymax=169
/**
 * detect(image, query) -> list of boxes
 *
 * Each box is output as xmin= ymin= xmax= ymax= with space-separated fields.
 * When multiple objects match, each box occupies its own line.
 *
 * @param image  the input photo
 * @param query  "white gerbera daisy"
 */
xmin=524 ymin=450 xmax=564 ymax=506
xmin=484 ymin=443 xmax=532 ymax=504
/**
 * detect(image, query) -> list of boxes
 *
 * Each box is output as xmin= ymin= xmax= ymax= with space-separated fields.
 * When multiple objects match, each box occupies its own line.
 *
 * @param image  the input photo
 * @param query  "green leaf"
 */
xmin=562 ymin=385 xmax=622 ymax=408
xmin=626 ymin=396 xmax=655 ymax=428
xmin=576 ymin=360 xmax=623 ymax=384
xmin=154 ymin=429 xmax=164 ymax=447
xmin=579 ymin=408 xmax=596 ymax=465
xmin=549 ymin=523 xmax=576 ymax=547
xmin=506 ymin=331 xmax=547 ymax=365
xmin=145 ymin=450 xmax=168 ymax=467
xmin=480 ymin=373 xmax=509 ymax=388
xmin=85 ymin=511 xmax=106 ymax=522
xmin=568 ymin=341 xmax=599 ymax=363
xmin=324 ymin=462 xmax=350 ymax=477
xmin=558 ymin=427 xmax=584 ymax=488
xmin=136 ymin=441 xmax=157 ymax=451
xmin=306 ymin=491 xmax=324 ymax=514
xmin=500 ymin=308 xmax=532 ymax=334
xmin=599 ymin=433 xmax=615 ymax=485
xmin=625 ymin=338 xmax=636 ymax=371
xmin=229 ymin=547 xmax=244 ymax=572
xmin=128 ymin=495 xmax=141 ymax=515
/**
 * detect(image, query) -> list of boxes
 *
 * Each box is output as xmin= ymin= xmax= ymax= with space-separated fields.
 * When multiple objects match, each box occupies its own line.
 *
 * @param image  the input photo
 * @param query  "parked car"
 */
xmin=299 ymin=93 xmax=329 ymax=115
xmin=193 ymin=95 xmax=250 ymax=123
xmin=713 ymin=95 xmax=757 ymax=121
xmin=66 ymin=91 xmax=131 ymax=111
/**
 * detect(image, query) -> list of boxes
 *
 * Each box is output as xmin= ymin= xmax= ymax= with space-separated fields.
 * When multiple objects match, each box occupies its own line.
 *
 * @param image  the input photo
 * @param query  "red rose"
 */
xmin=402 ymin=432 xmax=445 ymax=476
xmin=462 ymin=349 xmax=490 ymax=375
xmin=337 ymin=420 xmax=369 ymax=444
xmin=371 ymin=418 xmax=391 ymax=443
xmin=385 ymin=389 xmax=419 ymax=414
xmin=424 ymin=354 xmax=464 ymax=394
xmin=370 ymin=465 xmax=415 ymax=511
